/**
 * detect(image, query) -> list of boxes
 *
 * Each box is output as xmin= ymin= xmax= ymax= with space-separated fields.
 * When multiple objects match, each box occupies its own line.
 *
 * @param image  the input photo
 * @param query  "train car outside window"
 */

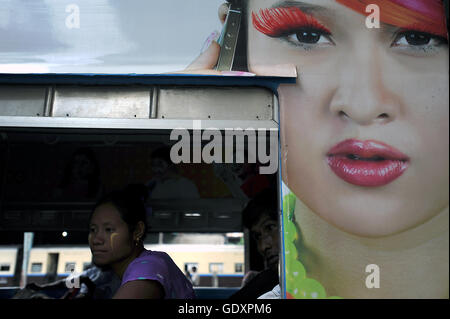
xmin=30 ymin=263 xmax=42 ymax=273
xmin=64 ymin=262 xmax=76 ymax=273
xmin=0 ymin=264 xmax=10 ymax=272
xmin=209 ymin=263 xmax=224 ymax=274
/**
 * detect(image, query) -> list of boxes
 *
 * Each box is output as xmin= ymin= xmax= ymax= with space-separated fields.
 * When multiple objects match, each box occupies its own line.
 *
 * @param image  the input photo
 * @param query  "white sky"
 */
xmin=0 ymin=0 xmax=224 ymax=73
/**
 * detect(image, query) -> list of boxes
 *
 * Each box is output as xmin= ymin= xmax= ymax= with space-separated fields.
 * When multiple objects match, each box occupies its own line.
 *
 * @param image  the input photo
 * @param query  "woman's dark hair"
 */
xmin=242 ymin=188 xmax=278 ymax=229
xmin=90 ymin=184 xmax=149 ymax=243
xmin=60 ymin=147 xmax=101 ymax=198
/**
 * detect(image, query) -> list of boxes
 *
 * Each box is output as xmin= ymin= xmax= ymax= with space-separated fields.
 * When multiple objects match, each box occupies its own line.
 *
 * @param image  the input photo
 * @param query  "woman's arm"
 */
xmin=112 ymin=280 xmax=164 ymax=299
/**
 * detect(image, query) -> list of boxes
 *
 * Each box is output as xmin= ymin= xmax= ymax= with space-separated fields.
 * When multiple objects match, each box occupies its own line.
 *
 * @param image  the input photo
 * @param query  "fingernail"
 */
xmin=200 ymin=30 xmax=221 ymax=54
xmin=221 ymin=71 xmax=256 ymax=77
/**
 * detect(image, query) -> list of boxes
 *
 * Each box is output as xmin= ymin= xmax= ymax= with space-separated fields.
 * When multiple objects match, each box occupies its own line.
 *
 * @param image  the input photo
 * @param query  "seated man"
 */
xmin=229 ymin=188 xmax=279 ymax=299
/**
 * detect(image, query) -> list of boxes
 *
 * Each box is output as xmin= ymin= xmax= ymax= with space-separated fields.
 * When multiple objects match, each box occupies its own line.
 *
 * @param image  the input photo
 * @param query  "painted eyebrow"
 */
xmin=271 ymin=1 xmax=330 ymax=14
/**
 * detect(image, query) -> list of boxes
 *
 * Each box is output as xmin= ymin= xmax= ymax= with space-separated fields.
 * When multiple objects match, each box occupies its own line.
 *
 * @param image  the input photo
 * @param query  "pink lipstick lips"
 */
xmin=326 ymin=139 xmax=409 ymax=187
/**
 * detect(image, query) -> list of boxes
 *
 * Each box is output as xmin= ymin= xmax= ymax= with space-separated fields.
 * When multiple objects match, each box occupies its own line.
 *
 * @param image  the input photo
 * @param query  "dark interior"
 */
xmin=0 ymin=127 xmax=278 ymax=298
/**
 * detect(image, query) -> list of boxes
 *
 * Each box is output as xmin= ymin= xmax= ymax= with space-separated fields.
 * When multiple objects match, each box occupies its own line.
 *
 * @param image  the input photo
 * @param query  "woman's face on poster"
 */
xmin=246 ymin=0 xmax=449 ymax=237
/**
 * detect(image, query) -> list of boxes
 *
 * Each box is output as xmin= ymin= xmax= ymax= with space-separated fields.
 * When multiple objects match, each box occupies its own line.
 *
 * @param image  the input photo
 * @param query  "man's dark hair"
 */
xmin=242 ymin=188 xmax=278 ymax=229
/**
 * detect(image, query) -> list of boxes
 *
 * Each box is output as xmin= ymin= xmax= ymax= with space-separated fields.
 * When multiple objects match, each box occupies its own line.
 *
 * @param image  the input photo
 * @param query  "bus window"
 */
xmin=0 ymin=125 xmax=279 ymax=298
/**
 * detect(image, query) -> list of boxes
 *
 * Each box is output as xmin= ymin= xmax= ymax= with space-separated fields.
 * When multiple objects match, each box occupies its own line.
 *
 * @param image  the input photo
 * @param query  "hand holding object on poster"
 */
xmin=172 ymin=40 xmax=296 ymax=77
xmin=172 ymin=3 xmax=297 ymax=77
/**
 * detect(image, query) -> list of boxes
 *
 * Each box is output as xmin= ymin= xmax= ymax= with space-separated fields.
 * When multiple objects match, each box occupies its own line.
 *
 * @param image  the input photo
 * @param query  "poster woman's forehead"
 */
xmin=246 ymin=0 xmax=447 ymax=38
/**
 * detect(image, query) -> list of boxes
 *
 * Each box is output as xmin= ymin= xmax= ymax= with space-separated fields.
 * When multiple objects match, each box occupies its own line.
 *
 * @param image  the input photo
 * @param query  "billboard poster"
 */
xmin=1 ymin=0 xmax=449 ymax=300
xmin=272 ymin=0 xmax=449 ymax=299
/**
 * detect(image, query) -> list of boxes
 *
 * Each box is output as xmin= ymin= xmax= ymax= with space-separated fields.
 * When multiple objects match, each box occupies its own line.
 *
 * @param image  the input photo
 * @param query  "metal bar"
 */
xmin=216 ymin=6 xmax=242 ymax=71
xmin=150 ymin=86 xmax=159 ymax=119
xmin=43 ymin=86 xmax=55 ymax=117
xmin=0 ymin=117 xmax=278 ymax=130
xmin=273 ymin=94 xmax=279 ymax=125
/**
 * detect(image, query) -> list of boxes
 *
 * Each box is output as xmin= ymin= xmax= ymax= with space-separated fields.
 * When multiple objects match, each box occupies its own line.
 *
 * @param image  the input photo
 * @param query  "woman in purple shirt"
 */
xmin=88 ymin=186 xmax=195 ymax=299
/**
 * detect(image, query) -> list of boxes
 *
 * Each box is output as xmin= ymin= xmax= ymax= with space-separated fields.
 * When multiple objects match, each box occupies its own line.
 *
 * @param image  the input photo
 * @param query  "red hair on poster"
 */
xmin=336 ymin=0 xmax=448 ymax=38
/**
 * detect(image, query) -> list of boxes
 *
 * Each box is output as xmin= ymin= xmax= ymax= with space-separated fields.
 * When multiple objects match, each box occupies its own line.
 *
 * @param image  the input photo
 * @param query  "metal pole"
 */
xmin=19 ymin=232 xmax=34 ymax=288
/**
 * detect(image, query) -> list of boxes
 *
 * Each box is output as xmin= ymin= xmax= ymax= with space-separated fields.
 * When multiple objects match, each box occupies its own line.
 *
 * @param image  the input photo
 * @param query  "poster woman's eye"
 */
xmin=286 ymin=28 xmax=333 ymax=46
xmin=400 ymin=32 xmax=431 ymax=46
xmin=392 ymin=30 xmax=448 ymax=50
xmin=295 ymin=30 xmax=321 ymax=43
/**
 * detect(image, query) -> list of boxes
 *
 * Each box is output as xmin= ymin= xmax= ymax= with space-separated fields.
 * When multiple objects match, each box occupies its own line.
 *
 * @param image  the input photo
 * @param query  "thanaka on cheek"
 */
xmin=110 ymin=232 xmax=118 ymax=255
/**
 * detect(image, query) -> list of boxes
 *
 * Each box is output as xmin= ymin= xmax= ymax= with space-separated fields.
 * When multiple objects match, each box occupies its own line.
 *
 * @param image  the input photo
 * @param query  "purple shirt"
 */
xmin=121 ymin=249 xmax=195 ymax=299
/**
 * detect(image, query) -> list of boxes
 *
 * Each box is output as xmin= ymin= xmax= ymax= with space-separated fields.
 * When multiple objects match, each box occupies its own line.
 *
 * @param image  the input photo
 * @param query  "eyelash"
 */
xmin=252 ymin=7 xmax=331 ymax=36
xmin=252 ymin=7 xmax=448 ymax=53
xmin=252 ymin=7 xmax=334 ymax=49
